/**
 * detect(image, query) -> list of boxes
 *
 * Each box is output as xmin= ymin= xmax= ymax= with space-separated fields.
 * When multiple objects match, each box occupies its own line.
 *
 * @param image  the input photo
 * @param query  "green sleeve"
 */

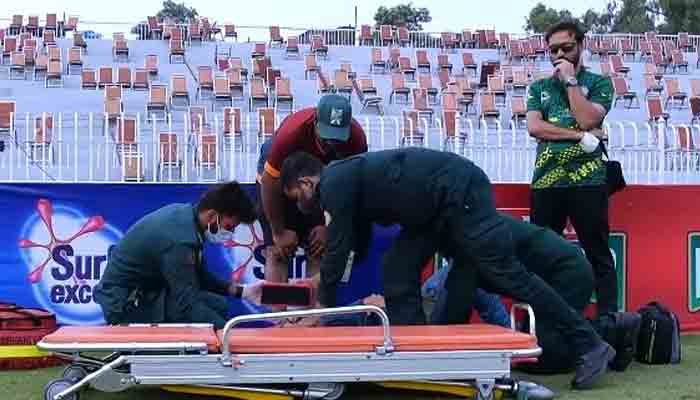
xmin=526 ymin=81 xmax=543 ymax=113
xmin=160 ymin=245 xmax=200 ymax=302
xmin=317 ymin=188 xmax=357 ymax=308
xmin=589 ymin=76 xmax=614 ymax=112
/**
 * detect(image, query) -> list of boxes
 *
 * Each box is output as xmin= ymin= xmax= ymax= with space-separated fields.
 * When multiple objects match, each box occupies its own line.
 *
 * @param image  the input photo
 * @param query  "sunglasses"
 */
xmin=549 ymin=42 xmax=577 ymax=54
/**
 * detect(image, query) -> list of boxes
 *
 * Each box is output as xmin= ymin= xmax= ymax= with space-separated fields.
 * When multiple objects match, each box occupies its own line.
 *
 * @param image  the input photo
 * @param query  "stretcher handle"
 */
xmin=220 ymin=305 xmax=394 ymax=365
xmin=509 ymin=303 xmax=536 ymax=336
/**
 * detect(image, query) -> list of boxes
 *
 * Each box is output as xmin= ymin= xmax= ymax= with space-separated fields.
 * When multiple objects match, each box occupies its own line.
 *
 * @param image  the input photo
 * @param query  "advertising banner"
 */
xmin=1 ymin=183 xmax=700 ymax=331
xmin=0 ymin=184 xmax=394 ymax=325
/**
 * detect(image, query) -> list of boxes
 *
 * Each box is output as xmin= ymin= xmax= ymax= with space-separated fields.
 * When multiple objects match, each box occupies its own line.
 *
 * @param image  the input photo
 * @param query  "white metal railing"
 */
xmin=1 ymin=111 xmax=699 ymax=184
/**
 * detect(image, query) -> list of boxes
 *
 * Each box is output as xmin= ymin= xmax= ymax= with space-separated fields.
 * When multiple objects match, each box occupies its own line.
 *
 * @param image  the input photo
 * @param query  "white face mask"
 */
xmin=204 ymin=214 xmax=234 ymax=244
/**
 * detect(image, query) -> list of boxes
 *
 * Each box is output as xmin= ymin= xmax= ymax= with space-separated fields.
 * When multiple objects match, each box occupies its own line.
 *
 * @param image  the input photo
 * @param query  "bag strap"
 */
xmin=599 ymin=140 xmax=610 ymax=161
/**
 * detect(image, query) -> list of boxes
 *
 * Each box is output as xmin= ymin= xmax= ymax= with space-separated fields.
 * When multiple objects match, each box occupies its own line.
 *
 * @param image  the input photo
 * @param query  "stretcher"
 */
xmin=38 ymin=304 xmax=554 ymax=400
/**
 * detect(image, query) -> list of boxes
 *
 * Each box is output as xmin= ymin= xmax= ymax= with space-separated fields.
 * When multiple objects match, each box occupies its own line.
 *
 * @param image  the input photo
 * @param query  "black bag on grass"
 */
xmin=635 ymin=302 xmax=681 ymax=364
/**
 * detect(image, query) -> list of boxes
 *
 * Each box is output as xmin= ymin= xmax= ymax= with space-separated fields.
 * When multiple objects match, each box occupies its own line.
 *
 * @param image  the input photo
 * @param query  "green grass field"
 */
xmin=2 ymin=335 xmax=700 ymax=400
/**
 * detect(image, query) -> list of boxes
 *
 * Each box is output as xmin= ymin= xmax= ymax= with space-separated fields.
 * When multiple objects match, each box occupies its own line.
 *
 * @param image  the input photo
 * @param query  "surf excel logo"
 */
xmin=222 ymin=221 xmax=308 ymax=284
xmin=18 ymin=199 xmax=123 ymax=325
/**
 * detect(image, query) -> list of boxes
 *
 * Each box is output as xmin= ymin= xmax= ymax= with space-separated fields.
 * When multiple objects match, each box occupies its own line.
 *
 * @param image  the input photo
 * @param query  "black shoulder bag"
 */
xmin=601 ymin=141 xmax=626 ymax=196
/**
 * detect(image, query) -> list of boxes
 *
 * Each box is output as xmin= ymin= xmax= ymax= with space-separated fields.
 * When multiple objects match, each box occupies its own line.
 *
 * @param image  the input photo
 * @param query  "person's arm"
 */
xmin=159 ymin=245 xmax=203 ymax=316
xmin=260 ymin=171 xmax=286 ymax=235
xmin=526 ymin=80 xmax=583 ymax=142
xmin=317 ymin=181 xmax=358 ymax=308
xmin=568 ymin=73 xmax=614 ymax=131
xmin=317 ymin=209 xmax=356 ymax=308
xmin=527 ymin=111 xmax=585 ymax=141
xmin=567 ymin=86 xmax=608 ymax=131
xmin=260 ymin=119 xmax=301 ymax=235
xmin=197 ymin=253 xmax=232 ymax=296
xmin=349 ymin=119 xmax=369 ymax=154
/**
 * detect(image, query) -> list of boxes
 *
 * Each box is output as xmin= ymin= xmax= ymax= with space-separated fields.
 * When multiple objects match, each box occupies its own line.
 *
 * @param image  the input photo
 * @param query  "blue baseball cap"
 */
xmin=316 ymin=94 xmax=352 ymax=141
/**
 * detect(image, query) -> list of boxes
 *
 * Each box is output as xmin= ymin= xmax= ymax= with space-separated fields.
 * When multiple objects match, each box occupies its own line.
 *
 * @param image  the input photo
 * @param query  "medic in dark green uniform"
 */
xmin=280 ymin=148 xmax=615 ymax=390
xmin=431 ymin=213 xmax=639 ymax=373
xmin=93 ymin=182 xmax=264 ymax=329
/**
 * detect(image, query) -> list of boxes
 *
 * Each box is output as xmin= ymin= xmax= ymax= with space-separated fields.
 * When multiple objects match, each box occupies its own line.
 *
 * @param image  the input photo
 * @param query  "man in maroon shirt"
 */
xmin=256 ymin=95 xmax=368 ymax=292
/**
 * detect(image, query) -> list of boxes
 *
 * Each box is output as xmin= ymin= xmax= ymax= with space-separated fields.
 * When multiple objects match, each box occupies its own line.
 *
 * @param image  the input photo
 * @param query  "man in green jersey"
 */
xmin=526 ymin=21 xmax=619 ymax=323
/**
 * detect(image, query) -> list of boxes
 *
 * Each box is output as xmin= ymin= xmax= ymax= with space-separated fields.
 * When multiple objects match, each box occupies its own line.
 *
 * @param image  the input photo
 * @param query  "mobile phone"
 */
xmin=261 ymin=283 xmax=313 ymax=306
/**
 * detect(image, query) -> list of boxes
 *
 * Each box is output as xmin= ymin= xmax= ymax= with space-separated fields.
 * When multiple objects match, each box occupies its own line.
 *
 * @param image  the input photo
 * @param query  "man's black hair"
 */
xmin=545 ymin=20 xmax=586 ymax=44
xmin=197 ymin=181 xmax=256 ymax=223
xmin=280 ymin=151 xmax=324 ymax=190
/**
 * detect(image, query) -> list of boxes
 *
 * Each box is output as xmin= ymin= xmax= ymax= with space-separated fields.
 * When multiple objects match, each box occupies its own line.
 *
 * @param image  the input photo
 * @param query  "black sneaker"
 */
xmin=609 ymin=311 xmax=642 ymax=372
xmin=571 ymin=341 xmax=616 ymax=390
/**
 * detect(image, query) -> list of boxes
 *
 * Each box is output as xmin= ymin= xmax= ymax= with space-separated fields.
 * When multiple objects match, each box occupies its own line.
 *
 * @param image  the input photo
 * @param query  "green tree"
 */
xmin=373 ymin=3 xmax=432 ymax=31
xmin=155 ymin=0 xmax=198 ymax=23
xmin=524 ymin=3 xmax=577 ymax=33
xmin=581 ymin=9 xmax=603 ymax=33
xmin=580 ymin=2 xmax=617 ymax=33
xmin=612 ymin=0 xmax=655 ymax=33
xmin=654 ymin=0 xmax=700 ymax=33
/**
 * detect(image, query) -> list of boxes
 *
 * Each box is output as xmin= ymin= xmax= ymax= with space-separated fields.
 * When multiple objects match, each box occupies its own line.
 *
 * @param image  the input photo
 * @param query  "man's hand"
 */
xmin=553 ymin=58 xmax=576 ymax=81
xmin=307 ymin=225 xmax=328 ymax=259
xmin=273 ymin=229 xmax=298 ymax=257
xmin=362 ymin=294 xmax=386 ymax=309
xmin=278 ymin=300 xmax=322 ymax=328
xmin=265 ymin=244 xmax=288 ymax=264
xmin=240 ymin=280 xmax=266 ymax=304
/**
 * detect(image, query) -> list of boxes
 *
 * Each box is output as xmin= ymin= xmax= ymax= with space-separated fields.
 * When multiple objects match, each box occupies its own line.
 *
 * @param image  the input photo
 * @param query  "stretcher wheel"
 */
xmin=62 ymin=365 xmax=88 ymax=383
xmin=44 ymin=378 xmax=80 ymax=400
xmin=305 ymin=383 xmax=345 ymax=400
xmin=321 ymin=383 xmax=345 ymax=400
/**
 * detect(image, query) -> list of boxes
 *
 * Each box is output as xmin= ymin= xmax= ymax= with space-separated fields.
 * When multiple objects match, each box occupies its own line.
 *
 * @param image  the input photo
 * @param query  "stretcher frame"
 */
xmin=38 ymin=304 xmax=545 ymax=400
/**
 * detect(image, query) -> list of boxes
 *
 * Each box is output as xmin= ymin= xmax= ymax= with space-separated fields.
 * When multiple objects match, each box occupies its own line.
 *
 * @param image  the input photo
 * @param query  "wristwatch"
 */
xmin=565 ymin=77 xmax=579 ymax=88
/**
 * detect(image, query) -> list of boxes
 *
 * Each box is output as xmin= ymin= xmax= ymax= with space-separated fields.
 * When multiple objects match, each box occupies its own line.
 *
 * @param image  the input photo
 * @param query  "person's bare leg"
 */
xmin=306 ymin=254 xmax=321 ymax=285
xmin=264 ymin=245 xmax=289 ymax=312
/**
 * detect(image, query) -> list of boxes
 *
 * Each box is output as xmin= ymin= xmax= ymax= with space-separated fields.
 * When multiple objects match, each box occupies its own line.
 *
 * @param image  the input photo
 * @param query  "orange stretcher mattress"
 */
xmin=220 ymin=324 xmax=537 ymax=354
xmin=40 ymin=326 xmax=221 ymax=353
xmin=41 ymin=324 xmax=537 ymax=355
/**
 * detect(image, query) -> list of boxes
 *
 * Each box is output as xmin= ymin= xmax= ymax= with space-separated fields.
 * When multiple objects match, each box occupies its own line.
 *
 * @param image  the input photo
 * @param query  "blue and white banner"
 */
xmin=0 ymin=184 xmax=393 ymax=326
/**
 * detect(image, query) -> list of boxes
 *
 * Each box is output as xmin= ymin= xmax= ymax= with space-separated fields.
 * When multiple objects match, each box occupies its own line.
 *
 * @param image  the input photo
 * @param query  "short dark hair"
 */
xmin=545 ymin=20 xmax=586 ymax=44
xmin=280 ymin=152 xmax=324 ymax=190
xmin=197 ymin=181 xmax=256 ymax=223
